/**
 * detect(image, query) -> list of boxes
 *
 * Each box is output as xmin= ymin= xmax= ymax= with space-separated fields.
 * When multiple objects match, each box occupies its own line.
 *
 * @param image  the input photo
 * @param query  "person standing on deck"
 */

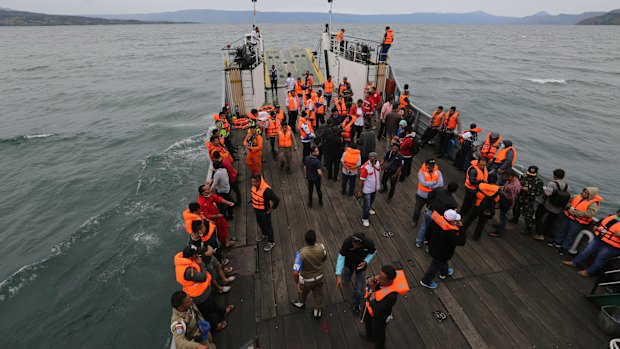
xmin=286 ymin=72 xmax=295 ymax=93
xmin=210 ymin=162 xmax=234 ymax=221
xmin=358 ymin=123 xmax=377 ymax=165
xmin=295 ymin=77 xmax=305 ymax=101
xmin=350 ymin=99 xmax=365 ymax=144
xmin=383 ymin=101 xmax=401 ymax=142
xmin=269 ymin=64 xmax=278 ymax=95
xmin=170 ymin=290 xmax=217 ymax=349
xmin=379 ymin=26 xmax=394 ymax=62
xmin=298 ymin=111 xmax=315 ymax=162
xmin=454 ymin=123 xmax=482 ymax=170
xmin=561 ymin=209 xmax=620 ymax=276
xmin=304 ymin=145 xmax=323 ymax=207
xmin=377 ymin=98 xmax=393 ymax=141
xmin=322 ymin=75 xmax=334 ymax=108
xmin=437 ymin=106 xmax=461 ymax=158
xmin=358 ymin=152 xmax=381 ymax=228
xmin=461 ymin=158 xmax=488 ymax=216
xmin=419 ymin=106 xmax=443 ymax=148
xmin=480 ymin=131 xmax=502 ymax=161
xmin=304 ymin=70 xmax=314 ymax=88
xmin=379 ymin=143 xmax=404 ymax=201
xmin=243 ymin=127 xmax=263 ymax=176
xmin=252 ymin=175 xmax=280 ymax=252
xmin=398 ymin=126 xmax=417 ymax=182
xmin=322 ymin=123 xmax=343 ymax=181
xmin=555 ymin=187 xmax=603 ymax=256
xmin=412 ymin=159 xmax=443 ymax=227
xmin=315 ymin=90 xmax=326 ymax=126
xmin=511 ymin=165 xmax=544 ymax=236
xmin=335 ymin=233 xmax=376 ymax=312
xmin=416 ymin=182 xmax=459 ymax=249
xmin=488 ymin=140 xmax=517 ymax=185
xmin=277 ymin=122 xmax=294 ymax=174
xmin=535 ymin=169 xmax=571 ymax=243
xmin=362 ymin=92 xmax=376 ymax=130
xmin=337 ymin=28 xmax=345 ymax=53
xmin=362 ymin=265 xmax=409 ymax=349
xmin=265 ymin=111 xmax=281 ymax=160
xmin=489 ymin=169 xmax=521 ymax=238
xmin=461 ymin=173 xmax=500 ymax=241
xmin=419 ymin=210 xmax=466 ymax=289
xmin=286 ymin=91 xmax=299 ymax=134
xmin=341 ymin=144 xmax=361 ymax=196
xmin=291 ymin=230 xmax=327 ymax=318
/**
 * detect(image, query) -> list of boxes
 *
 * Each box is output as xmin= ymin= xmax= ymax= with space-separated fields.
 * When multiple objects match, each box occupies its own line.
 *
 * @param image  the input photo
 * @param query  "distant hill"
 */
xmin=0 ymin=8 xmax=186 ymax=26
xmin=93 ymin=9 xmax=608 ymax=25
xmin=577 ymin=9 xmax=620 ymax=25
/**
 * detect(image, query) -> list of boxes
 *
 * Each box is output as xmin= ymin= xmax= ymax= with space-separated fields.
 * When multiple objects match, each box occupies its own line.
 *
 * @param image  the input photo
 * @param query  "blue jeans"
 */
xmin=341 ymin=265 xmax=367 ymax=307
xmin=416 ymin=208 xmax=433 ymax=245
xmin=362 ymin=192 xmax=376 ymax=219
xmin=554 ymin=215 xmax=588 ymax=250
xmin=572 ymin=238 xmax=620 ymax=274
xmin=422 ymin=258 xmax=449 ymax=284
xmin=496 ymin=200 xmax=511 ymax=234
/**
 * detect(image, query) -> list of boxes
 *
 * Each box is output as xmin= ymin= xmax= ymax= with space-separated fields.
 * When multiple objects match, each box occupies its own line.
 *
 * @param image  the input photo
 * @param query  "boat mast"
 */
xmin=252 ymin=0 xmax=257 ymax=28
xmin=328 ymin=0 xmax=333 ymax=34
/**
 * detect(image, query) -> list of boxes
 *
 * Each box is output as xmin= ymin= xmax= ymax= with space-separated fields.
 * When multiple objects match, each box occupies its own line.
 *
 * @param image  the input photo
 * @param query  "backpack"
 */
xmin=405 ymin=135 xmax=420 ymax=156
xmin=548 ymin=181 xmax=570 ymax=207
xmin=479 ymin=191 xmax=499 ymax=218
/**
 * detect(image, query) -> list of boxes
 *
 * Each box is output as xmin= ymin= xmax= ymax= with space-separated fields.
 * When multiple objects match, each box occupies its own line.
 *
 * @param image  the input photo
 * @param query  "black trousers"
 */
xmin=269 ymin=136 xmax=277 ymax=158
xmin=195 ymin=290 xmax=226 ymax=327
xmin=324 ymin=156 xmax=339 ymax=180
xmin=381 ymin=171 xmax=398 ymax=199
xmin=535 ymin=204 xmax=559 ymax=239
xmin=460 ymin=189 xmax=477 ymax=216
xmin=230 ymin=181 xmax=241 ymax=204
xmin=462 ymin=207 xmax=490 ymax=239
xmin=352 ymin=125 xmax=363 ymax=143
xmin=377 ymin=121 xmax=386 ymax=140
xmin=255 ymin=210 xmax=274 ymax=243
xmin=270 ymin=80 xmax=277 ymax=93
xmin=302 ymin=142 xmax=311 ymax=161
xmin=419 ymin=127 xmax=438 ymax=147
xmin=399 ymin=157 xmax=413 ymax=180
xmin=342 ymin=174 xmax=356 ymax=195
xmin=224 ymin=137 xmax=236 ymax=159
xmin=438 ymin=131 xmax=454 ymax=156
xmin=216 ymin=191 xmax=235 ymax=219
xmin=325 ymin=95 xmax=332 ymax=108
xmin=412 ymin=194 xmax=429 ymax=224
xmin=316 ymin=113 xmax=325 ymax=125
xmin=288 ymin=111 xmax=298 ymax=133
xmin=364 ymin=312 xmax=388 ymax=349
xmin=308 ymin=179 xmax=322 ymax=205
xmin=454 ymin=142 xmax=472 ymax=169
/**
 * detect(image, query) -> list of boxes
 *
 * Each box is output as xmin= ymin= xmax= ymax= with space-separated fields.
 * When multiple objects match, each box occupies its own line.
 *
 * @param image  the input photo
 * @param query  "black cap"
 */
xmin=182 ymin=245 xmax=199 ymax=258
xmin=426 ymin=159 xmax=436 ymax=166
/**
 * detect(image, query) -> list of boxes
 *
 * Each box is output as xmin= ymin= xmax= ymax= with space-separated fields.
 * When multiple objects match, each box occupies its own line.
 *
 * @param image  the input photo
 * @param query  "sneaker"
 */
xmin=226 ymin=276 xmax=237 ymax=283
xmin=218 ymin=286 xmax=231 ymax=294
xmin=439 ymin=268 xmax=454 ymax=280
xmin=532 ymin=234 xmax=545 ymax=241
xmin=546 ymin=241 xmax=555 ymax=247
xmin=256 ymin=235 xmax=266 ymax=242
xmin=419 ymin=280 xmax=438 ymax=289
xmin=488 ymin=232 xmax=500 ymax=238
xmin=291 ymin=299 xmax=305 ymax=308
xmin=369 ymin=209 xmax=376 ymax=215
xmin=554 ymin=243 xmax=562 ymax=248
xmin=557 ymin=248 xmax=565 ymax=256
xmin=313 ymin=309 xmax=322 ymax=318
xmin=415 ymin=242 xmax=422 ymax=248
xmin=263 ymin=242 xmax=276 ymax=252
xmin=362 ymin=219 xmax=370 ymax=227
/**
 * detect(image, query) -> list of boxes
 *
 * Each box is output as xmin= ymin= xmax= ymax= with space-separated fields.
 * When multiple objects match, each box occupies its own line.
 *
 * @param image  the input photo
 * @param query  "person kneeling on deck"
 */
xmin=357 ymin=152 xmax=381 ymax=227
xmin=170 ymin=290 xmax=217 ymax=349
xmin=562 ymin=209 xmax=620 ymax=276
xmin=420 ymin=210 xmax=466 ymax=289
xmin=244 ymin=127 xmax=263 ymax=176
xmin=461 ymin=173 xmax=500 ymax=241
xmin=362 ymin=265 xmax=410 ymax=349
xmin=554 ymin=187 xmax=603 ymax=256
xmin=412 ymin=159 xmax=443 ymax=227
xmin=174 ymin=246 xmax=235 ymax=333
xmin=252 ymin=175 xmax=280 ymax=252
xmin=291 ymin=230 xmax=327 ymax=318
xmin=336 ymin=233 xmax=376 ymax=312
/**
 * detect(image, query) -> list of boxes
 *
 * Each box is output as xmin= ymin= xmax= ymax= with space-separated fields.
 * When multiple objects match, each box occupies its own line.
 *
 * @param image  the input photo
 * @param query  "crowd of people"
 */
xmin=169 ymin=26 xmax=618 ymax=349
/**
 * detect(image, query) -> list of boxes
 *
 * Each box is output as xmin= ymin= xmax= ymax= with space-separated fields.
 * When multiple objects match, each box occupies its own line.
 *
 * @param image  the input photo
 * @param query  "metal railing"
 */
xmin=221 ymin=36 xmax=264 ymax=70
xmin=329 ymin=34 xmax=386 ymax=65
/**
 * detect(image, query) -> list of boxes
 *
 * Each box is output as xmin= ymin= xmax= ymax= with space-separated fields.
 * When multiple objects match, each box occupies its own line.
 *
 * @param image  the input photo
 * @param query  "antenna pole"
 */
xmin=328 ymin=0 xmax=333 ymax=34
xmin=252 ymin=0 xmax=257 ymax=27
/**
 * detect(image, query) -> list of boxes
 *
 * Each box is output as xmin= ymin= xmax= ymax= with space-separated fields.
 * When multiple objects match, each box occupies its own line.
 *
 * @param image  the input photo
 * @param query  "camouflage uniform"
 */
xmin=512 ymin=174 xmax=544 ymax=231
xmin=170 ymin=303 xmax=216 ymax=349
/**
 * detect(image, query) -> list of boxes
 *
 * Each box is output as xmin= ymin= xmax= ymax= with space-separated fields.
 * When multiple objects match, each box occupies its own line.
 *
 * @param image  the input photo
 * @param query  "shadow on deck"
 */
xmin=213 ymin=100 xmax=608 ymax=348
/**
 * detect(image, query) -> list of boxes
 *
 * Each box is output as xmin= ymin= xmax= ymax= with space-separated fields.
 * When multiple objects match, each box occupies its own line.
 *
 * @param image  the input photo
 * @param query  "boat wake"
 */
xmin=0 ymin=133 xmax=55 ymax=143
xmin=526 ymin=78 xmax=567 ymax=85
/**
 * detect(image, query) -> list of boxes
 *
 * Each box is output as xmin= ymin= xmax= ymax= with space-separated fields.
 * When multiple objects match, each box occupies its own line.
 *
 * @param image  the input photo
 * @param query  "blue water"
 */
xmin=0 ymin=23 xmax=618 ymax=347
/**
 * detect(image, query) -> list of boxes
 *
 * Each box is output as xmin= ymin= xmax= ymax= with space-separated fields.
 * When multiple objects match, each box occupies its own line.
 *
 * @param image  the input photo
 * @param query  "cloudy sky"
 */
xmin=2 ymin=0 xmax=618 ymax=17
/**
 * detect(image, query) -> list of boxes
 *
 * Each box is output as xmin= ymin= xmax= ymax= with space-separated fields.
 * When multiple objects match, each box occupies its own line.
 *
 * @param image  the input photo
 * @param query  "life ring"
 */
xmin=233 ymin=118 xmax=250 ymax=130
xmin=259 ymin=105 xmax=275 ymax=113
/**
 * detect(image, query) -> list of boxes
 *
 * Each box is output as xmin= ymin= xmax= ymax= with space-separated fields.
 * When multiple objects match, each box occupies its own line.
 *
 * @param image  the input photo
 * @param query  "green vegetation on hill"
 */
xmin=577 ymin=9 xmax=620 ymax=25
xmin=0 ymin=9 xmax=186 ymax=26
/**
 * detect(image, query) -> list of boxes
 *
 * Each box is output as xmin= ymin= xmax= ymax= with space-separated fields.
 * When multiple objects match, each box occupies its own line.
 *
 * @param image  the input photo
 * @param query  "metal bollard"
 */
xmin=568 ymin=229 xmax=594 ymax=255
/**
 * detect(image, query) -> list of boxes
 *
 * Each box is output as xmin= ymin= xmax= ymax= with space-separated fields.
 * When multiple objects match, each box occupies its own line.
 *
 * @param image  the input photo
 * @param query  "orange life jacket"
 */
xmin=417 ymin=163 xmax=440 ymax=193
xmin=275 ymin=110 xmax=285 ymax=121
xmin=564 ymin=195 xmax=603 ymax=225
xmin=287 ymin=93 xmax=299 ymax=111
xmin=337 ymin=31 xmax=344 ymax=42
xmin=341 ymin=117 xmax=356 ymax=142
xmin=335 ymin=98 xmax=347 ymax=116
xmin=342 ymin=147 xmax=361 ymax=171
xmin=174 ymin=252 xmax=211 ymax=298
xmin=480 ymin=133 xmax=503 ymax=160
xmin=213 ymin=113 xmax=231 ymax=133
xmin=430 ymin=111 xmax=443 ymax=128
xmin=364 ymin=270 xmax=409 ymax=317
xmin=493 ymin=146 xmax=517 ymax=168
xmin=465 ymin=160 xmax=488 ymax=191
xmin=266 ymin=118 xmax=281 ymax=137
xmin=182 ymin=210 xmax=217 ymax=242
xmin=299 ymin=116 xmax=314 ymax=139
xmin=305 ymin=75 xmax=314 ymax=87
xmin=442 ymin=111 xmax=459 ymax=130
xmin=594 ymin=215 xmax=620 ymax=249
xmin=247 ymin=112 xmax=257 ymax=120
xmin=338 ymin=83 xmax=347 ymax=95
xmin=459 ymin=127 xmax=482 ymax=143
xmin=384 ymin=29 xmax=394 ymax=45
xmin=316 ymin=96 xmax=326 ymax=114
xmin=323 ymin=80 xmax=334 ymax=94
xmin=399 ymin=94 xmax=409 ymax=109
xmin=277 ymin=128 xmax=293 ymax=147
xmin=475 ymin=183 xmax=500 ymax=206
xmin=244 ymin=132 xmax=263 ymax=153
xmin=295 ymin=81 xmax=304 ymax=95
xmin=431 ymin=210 xmax=460 ymax=232
xmin=205 ymin=141 xmax=233 ymax=162
xmin=251 ymin=177 xmax=271 ymax=210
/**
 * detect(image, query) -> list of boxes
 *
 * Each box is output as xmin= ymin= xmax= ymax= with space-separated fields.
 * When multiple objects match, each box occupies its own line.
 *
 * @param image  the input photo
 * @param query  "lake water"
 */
xmin=0 ymin=23 xmax=618 ymax=347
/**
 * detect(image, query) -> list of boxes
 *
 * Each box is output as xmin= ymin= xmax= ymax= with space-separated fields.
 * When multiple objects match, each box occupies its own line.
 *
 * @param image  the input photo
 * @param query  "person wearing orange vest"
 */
xmin=454 ymin=123 xmax=483 ymax=170
xmin=295 ymin=77 xmax=305 ymax=100
xmin=174 ymin=245 xmax=234 ymax=332
xmin=480 ymin=132 xmax=502 ymax=160
xmin=398 ymin=90 xmax=410 ymax=110
xmin=197 ymin=185 xmax=235 ymax=251
xmin=555 ymin=187 xmax=603 ymax=255
xmin=562 ymin=209 xmax=620 ymax=276
xmin=286 ymin=91 xmax=299 ymax=134
xmin=265 ymin=112 xmax=281 ymax=160
xmin=461 ymin=158 xmax=489 ymax=216
xmin=418 ymin=106 xmax=444 ymax=148
xmin=379 ymin=26 xmax=394 ymax=62
xmin=413 ymin=159 xmax=443 ymax=226
xmin=187 ymin=220 xmax=236 ymax=291
xmin=277 ymin=123 xmax=294 ymax=174
xmin=341 ymin=144 xmax=361 ymax=196
xmin=304 ymin=70 xmax=314 ymax=88
xmin=274 ymin=104 xmax=285 ymax=122
xmin=303 ymin=93 xmax=317 ymax=127
xmin=489 ymin=140 xmax=517 ymax=183
xmin=461 ymin=173 xmax=500 ymax=241
xmin=214 ymin=111 xmax=237 ymax=160
xmin=336 ymin=28 xmax=345 ymax=53
xmin=362 ymin=265 xmax=409 ymax=348
xmin=437 ymin=106 xmax=461 ymax=158
xmin=244 ymin=127 xmax=263 ymax=176
xmin=206 ymin=134 xmax=233 ymax=163
xmin=315 ymin=90 xmax=326 ymax=125
xmin=334 ymin=96 xmax=348 ymax=118
xmin=322 ymin=75 xmax=334 ymax=107
xmin=298 ymin=111 xmax=315 ymax=161
xmin=252 ymin=175 xmax=280 ymax=252
xmin=419 ymin=209 xmax=466 ymax=289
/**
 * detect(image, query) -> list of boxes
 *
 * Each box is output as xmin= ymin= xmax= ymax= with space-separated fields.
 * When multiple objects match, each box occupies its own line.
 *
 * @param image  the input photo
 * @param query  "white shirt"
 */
xmin=286 ymin=77 xmax=296 ymax=91
xmin=353 ymin=106 xmax=364 ymax=126
xmin=360 ymin=161 xmax=381 ymax=194
xmin=250 ymin=30 xmax=260 ymax=45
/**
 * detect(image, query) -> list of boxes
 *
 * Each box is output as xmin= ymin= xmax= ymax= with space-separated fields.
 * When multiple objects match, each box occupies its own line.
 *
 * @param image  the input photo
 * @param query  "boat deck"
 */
xmin=263 ymin=47 xmax=324 ymax=90
xmin=212 ymin=92 xmax=608 ymax=348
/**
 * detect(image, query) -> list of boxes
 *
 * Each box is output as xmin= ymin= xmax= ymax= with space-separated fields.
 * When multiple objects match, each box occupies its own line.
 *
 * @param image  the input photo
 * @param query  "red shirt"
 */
xmin=400 ymin=135 xmax=415 ymax=157
xmin=363 ymin=98 xmax=375 ymax=115
xmin=371 ymin=92 xmax=382 ymax=107
xmin=197 ymin=193 xmax=223 ymax=219
xmin=220 ymin=157 xmax=237 ymax=183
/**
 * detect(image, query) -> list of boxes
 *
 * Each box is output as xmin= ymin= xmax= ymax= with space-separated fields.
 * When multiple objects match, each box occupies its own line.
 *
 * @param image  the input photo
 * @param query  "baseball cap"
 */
xmin=444 ymin=209 xmax=461 ymax=222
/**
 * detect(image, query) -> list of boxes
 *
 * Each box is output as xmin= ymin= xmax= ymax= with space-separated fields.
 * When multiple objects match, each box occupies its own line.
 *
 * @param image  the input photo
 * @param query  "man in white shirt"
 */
xmin=286 ymin=73 xmax=296 ymax=92
xmin=357 ymin=152 xmax=381 ymax=227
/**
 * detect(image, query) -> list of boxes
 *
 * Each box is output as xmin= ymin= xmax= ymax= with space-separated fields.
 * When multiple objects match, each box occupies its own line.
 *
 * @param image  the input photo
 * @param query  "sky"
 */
xmin=1 ymin=0 xmax=618 ymax=17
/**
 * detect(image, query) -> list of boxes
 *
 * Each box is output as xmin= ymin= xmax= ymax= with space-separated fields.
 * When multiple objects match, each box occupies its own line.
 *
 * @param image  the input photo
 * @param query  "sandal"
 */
xmin=225 ymin=304 xmax=236 ymax=317
xmin=221 ymin=258 xmax=230 ymax=266
xmin=215 ymin=320 xmax=228 ymax=331
xmin=223 ymin=266 xmax=234 ymax=274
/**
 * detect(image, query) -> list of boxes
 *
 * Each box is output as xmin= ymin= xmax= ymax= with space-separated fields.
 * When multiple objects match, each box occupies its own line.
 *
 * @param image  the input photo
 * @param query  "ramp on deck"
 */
xmin=264 ymin=47 xmax=324 ymax=90
xmin=211 ymin=127 xmax=609 ymax=349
